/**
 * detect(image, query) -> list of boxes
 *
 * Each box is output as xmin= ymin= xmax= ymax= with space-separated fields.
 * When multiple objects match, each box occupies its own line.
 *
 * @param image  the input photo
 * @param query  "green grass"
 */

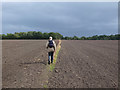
xmin=43 ymin=85 xmax=47 ymax=88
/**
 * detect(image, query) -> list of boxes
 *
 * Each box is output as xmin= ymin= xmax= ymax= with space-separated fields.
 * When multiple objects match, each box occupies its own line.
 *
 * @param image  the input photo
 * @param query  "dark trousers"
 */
xmin=48 ymin=52 xmax=54 ymax=63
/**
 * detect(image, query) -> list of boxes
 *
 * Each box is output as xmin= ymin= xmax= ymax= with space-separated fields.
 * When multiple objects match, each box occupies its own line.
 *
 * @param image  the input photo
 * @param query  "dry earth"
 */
xmin=48 ymin=40 xmax=118 ymax=88
xmin=2 ymin=40 xmax=118 ymax=88
xmin=2 ymin=40 xmax=58 ymax=88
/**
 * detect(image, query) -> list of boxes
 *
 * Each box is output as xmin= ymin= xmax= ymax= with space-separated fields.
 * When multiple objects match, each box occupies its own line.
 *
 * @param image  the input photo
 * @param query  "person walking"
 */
xmin=46 ymin=36 xmax=56 ymax=64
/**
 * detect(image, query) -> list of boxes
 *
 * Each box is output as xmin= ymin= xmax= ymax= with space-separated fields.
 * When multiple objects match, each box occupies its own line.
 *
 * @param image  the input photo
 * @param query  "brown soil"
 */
xmin=48 ymin=40 xmax=118 ymax=88
xmin=2 ymin=40 xmax=118 ymax=88
xmin=2 ymin=40 xmax=58 ymax=88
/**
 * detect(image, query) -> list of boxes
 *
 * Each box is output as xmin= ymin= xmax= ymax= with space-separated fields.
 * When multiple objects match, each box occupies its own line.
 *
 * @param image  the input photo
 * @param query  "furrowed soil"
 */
xmin=2 ymin=40 xmax=58 ymax=88
xmin=2 ymin=40 xmax=118 ymax=88
xmin=48 ymin=40 xmax=118 ymax=88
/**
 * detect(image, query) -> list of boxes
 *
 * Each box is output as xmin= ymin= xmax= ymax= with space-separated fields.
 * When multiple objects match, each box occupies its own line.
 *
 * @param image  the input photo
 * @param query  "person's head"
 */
xmin=49 ymin=36 xmax=52 ymax=40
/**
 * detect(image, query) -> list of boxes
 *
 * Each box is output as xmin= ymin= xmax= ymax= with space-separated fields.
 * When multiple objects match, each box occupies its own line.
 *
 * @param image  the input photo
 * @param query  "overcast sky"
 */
xmin=2 ymin=2 xmax=118 ymax=37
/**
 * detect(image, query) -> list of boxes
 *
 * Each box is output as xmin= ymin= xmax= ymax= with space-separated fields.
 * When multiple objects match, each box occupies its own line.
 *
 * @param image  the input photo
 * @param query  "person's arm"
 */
xmin=53 ymin=41 xmax=56 ymax=50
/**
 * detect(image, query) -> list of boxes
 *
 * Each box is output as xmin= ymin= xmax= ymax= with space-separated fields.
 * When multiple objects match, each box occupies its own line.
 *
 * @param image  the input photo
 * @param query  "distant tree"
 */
xmin=55 ymin=33 xmax=63 ymax=39
xmin=80 ymin=36 xmax=86 ymax=40
xmin=64 ymin=36 xmax=70 ymax=40
xmin=48 ymin=32 xmax=56 ymax=39
xmin=2 ymin=34 xmax=6 ymax=39
xmin=72 ymin=36 xmax=79 ymax=40
xmin=0 ymin=34 xmax=2 ymax=39
xmin=32 ymin=31 xmax=43 ymax=39
xmin=43 ymin=32 xmax=49 ymax=39
xmin=26 ymin=31 xmax=33 ymax=39
xmin=6 ymin=33 xmax=15 ymax=39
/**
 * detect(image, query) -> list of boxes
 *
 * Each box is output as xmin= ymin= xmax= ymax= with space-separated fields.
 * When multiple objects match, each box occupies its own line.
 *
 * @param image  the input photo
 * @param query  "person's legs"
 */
xmin=51 ymin=52 xmax=54 ymax=63
xmin=48 ymin=52 xmax=51 ymax=64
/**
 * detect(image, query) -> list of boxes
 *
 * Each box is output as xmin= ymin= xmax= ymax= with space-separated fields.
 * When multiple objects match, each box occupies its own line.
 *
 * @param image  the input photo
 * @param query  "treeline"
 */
xmin=64 ymin=34 xmax=120 ymax=40
xmin=0 ymin=31 xmax=120 ymax=40
xmin=1 ymin=31 xmax=63 ymax=39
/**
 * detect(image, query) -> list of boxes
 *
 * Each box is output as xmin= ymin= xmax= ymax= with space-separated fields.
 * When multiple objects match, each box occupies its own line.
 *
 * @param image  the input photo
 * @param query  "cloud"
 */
xmin=2 ymin=2 xmax=118 ymax=37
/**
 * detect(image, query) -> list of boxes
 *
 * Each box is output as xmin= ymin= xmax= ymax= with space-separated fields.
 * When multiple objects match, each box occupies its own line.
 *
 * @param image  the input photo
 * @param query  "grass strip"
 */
xmin=43 ymin=85 xmax=48 ymax=88
xmin=43 ymin=40 xmax=61 ymax=88
xmin=49 ymin=42 xmax=61 ymax=71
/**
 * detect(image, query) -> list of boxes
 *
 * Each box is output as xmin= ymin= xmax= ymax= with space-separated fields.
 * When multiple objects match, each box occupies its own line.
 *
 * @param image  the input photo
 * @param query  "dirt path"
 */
xmin=48 ymin=40 xmax=118 ymax=88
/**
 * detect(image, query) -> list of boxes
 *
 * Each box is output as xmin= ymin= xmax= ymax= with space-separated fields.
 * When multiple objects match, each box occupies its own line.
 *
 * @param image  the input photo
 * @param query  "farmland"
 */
xmin=48 ymin=40 xmax=118 ymax=88
xmin=2 ymin=40 xmax=49 ymax=88
xmin=2 ymin=40 xmax=118 ymax=88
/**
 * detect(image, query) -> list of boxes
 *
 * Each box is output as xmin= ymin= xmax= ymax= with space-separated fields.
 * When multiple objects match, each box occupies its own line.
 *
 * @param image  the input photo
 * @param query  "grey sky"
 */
xmin=2 ymin=2 xmax=118 ymax=37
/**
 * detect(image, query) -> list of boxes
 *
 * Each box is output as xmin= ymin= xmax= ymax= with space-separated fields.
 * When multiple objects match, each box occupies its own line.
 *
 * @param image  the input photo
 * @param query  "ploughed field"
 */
xmin=48 ymin=40 xmax=118 ymax=88
xmin=2 ymin=40 xmax=59 ymax=88
xmin=2 ymin=40 xmax=118 ymax=88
